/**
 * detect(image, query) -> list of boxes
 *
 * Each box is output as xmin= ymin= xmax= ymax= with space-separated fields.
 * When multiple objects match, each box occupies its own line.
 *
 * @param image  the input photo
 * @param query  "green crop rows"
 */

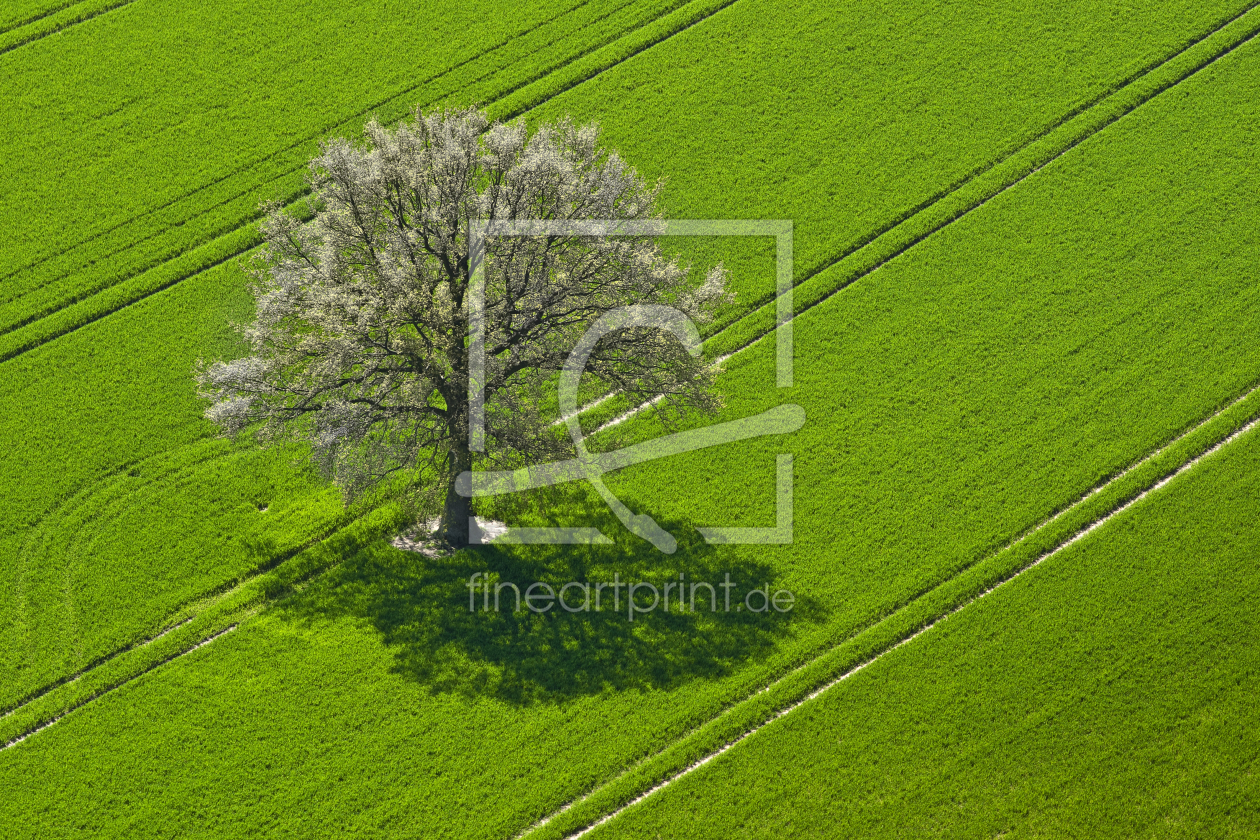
xmin=590 ymin=420 xmax=1260 ymax=839
xmin=2 ymin=0 xmax=1259 ymax=836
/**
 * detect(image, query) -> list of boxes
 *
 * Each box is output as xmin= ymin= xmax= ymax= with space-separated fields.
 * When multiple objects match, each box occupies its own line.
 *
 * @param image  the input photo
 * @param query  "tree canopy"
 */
xmin=197 ymin=107 xmax=730 ymax=548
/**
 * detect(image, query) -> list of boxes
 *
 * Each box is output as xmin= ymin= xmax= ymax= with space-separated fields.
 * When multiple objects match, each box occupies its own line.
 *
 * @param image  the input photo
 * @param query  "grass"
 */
xmin=585 ymin=410 xmax=1260 ymax=839
xmin=2 ymin=8 xmax=1260 ymax=837
xmin=2 ymin=438 xmax=355 ymax=711
xmin=0 ymin=0 xmax=672 ymax=337
xmin=3 ymin=0 xmax=1260 ymax=836
xmin=0 ymin=265 xmax=358 ymax=711
xmin=526 ymin=0 xmax=1260 ymax=329
xmin=4 ymin=0 xmax=1246 ymax=710
xmin=3 ymin=0 xmax=1254 ymax=361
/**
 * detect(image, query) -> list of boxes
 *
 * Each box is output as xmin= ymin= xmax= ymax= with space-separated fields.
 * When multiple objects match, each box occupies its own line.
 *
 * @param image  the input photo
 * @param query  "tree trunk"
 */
xmin=436 ymin=440 xmax=472 ymax=549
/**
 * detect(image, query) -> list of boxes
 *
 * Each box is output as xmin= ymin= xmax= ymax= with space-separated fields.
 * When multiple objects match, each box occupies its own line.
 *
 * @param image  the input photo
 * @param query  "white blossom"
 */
xmin=196 ymin=107 xmax=731 ymax=547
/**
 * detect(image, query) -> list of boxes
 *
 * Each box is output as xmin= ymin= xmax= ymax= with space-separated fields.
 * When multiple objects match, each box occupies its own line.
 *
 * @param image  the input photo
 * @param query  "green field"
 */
xmin=2 ymin=0 xmax=1259 ymax=836
xmin=592 ymin=404 xmax=1260 ymax=839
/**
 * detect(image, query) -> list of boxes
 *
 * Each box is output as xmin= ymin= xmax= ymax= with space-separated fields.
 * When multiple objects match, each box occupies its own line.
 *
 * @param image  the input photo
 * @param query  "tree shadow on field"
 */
xmin=276 ymin=485 xmax=823 ymax=705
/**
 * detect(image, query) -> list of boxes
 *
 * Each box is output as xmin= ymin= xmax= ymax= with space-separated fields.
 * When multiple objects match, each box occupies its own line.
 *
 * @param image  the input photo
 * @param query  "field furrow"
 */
xmin=0 ymin=0 xmax=140 ymax=55
xmin=0 ymin=0 xmax=1246 ymax=710
xmin=2 ymin=0 xmax=1253 ymax=365
xmin=528 ymin=393 xmax=1260 ymax=839
xmin=2 ymin=6 xmax=1258 ymax=836
xmin=585 ymin=412 xmax=1260 ymax=839
xmin=0 ymin=0 xmax=678 ymax=333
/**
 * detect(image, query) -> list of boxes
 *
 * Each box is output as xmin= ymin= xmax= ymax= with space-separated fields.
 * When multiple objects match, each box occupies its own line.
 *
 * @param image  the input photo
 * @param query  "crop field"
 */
xmin=2 ymin=0 xmax=1259 ymax=837
xmin=593 ymin=399 xmax=1260 ymax=839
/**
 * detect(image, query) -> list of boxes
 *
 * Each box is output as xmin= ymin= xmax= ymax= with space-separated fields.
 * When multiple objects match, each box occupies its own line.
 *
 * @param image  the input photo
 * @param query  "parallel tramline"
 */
xmin=2 ymin=0 xmax=1260 ymax=836
xmin=3 ymin=0 xmax=1251 ymax=358
xmin=0 ymin=0 xmax=667 ymax=337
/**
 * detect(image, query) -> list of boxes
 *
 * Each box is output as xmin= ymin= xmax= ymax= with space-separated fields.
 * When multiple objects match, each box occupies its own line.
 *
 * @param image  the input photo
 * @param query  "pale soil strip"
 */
xmin=512 ymin=379 xmax=1260 ymax=839
xmin=0 ymin=624 xmax=238 ymax=752
xmin=0 ymin=616 xmax=193 ymax=722
xmin=552 ymin=391 xmax=620 ymax=428
xmin=549 ymin=31 xmax=1260 ymax=821
xmin=558 ymin=407 xmax=1260 ymax=839
xmin=594 ymin=394 xmax=664 ymax=433
xmin=0 ymin=505 xmax=375 ymax=742
xmin=1 ymin=495 xmax=361 ymax=725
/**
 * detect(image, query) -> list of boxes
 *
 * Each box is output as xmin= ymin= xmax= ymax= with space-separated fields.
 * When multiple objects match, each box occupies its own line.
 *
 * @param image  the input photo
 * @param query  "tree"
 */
xmin=196 ymin=106 xmax=730 ymax=549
